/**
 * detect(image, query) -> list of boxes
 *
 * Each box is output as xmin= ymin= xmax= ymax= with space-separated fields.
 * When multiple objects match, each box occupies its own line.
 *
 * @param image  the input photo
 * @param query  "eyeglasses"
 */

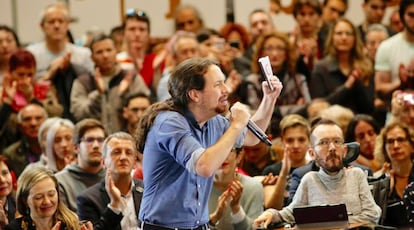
xmin=314 ymin=138 xmax=344 ymax=148
xmin=263 ymin=46 xmax=286 ymax=53
xmin=385 ymin=137 xmax=408 ymax=145
xmin=334 ymin=31 xmax=354 ymax=37
xmin=329 ymin=6 xmax=345 ymax=16
xmin=126 ymin=9 xmax=148 ymax=19
xmin=129 ymin=107 xmax=148 ymax=113
xmin=81 ymin=137 xmax=105 ymax=144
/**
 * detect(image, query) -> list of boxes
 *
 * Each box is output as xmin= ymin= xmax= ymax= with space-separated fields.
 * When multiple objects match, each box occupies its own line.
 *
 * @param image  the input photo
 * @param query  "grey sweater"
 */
xmin=272 ymin=167 xmax=381 ymax=225
xmin=55 ymin=163 xmax=105 ymax=212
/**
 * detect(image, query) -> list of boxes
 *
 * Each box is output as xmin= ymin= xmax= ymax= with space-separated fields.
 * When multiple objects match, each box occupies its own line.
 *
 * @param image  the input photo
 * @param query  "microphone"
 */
xmin=247 ymin=120 xmax=272 ymax=146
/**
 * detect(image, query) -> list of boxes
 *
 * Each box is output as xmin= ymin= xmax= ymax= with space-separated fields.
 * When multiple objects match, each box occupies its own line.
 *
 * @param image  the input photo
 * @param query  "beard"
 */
xmin=87 ymin=159 xmax=102 ymax=167
xmin=317 ymin=152 xmax=343 ymax=173
xmin=215 ymin=103 xmax=229 ymax=114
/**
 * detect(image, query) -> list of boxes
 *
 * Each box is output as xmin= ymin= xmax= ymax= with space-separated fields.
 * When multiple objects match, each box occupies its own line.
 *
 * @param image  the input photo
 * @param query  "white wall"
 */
xmin=0 ymin=0 xmax=398 ymax=45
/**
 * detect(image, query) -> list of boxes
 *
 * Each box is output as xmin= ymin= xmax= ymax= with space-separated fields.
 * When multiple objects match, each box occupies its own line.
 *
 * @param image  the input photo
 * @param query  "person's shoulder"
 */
xmin=345 ymin=166 xmax=365 ymax=177
xmin=4 ymin=216 xmax=24 ymax=230
xmin=262 ymin=162 xmax=282 ymax=175
xmin=26 ymin=41 xmax=45 ymax=52
xmin=3 ymin=140 xmax=22 ymax=156
xmin=291 ymin=162 xmax=316 ymax=177
xmin=78 ymin=180 xmax=103 ymax=198
xmin=378 ymin=32 xmax=403 ymax=49
xmin=66 ymin=43 xmax=91 ymax=54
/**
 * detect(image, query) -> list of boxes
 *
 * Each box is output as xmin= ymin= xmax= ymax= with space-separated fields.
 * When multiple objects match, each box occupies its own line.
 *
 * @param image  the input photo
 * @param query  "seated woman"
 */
xmin=1 ymin=49 xmax=63 ymax=151
xmin=0 ymin=155 xmax=16 ymax=228
xmin=5 ymin=167 xmax=92 ymax=230
xmin=374 ymin=121 xmax=414 ymax=228
xmin=310 ymin=18 xmax=374 ymax=115
xmin=345 ymin=114 xmax=381 ymax=171
xmin=45 ymin=118 xmax=76 ymax=173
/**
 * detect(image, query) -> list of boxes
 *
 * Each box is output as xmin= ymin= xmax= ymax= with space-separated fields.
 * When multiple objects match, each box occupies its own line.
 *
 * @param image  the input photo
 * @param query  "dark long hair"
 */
xmin=135 ymin=58 xmax=216 ymax=152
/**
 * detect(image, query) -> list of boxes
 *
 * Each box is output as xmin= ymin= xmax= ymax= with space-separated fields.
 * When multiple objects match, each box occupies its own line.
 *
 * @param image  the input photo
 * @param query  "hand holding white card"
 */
xmin=258 ymin=56 xmax=274 ymax=91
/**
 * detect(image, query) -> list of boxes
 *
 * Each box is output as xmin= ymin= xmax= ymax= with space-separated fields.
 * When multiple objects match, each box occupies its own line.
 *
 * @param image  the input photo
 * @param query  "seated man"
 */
xmin=254 ymin=119 xmax=381 ymax=228
xmin=208 ymin=148 xmax=264 ymax=230
xmin=77 ymin=132 xmax=143 ymax=230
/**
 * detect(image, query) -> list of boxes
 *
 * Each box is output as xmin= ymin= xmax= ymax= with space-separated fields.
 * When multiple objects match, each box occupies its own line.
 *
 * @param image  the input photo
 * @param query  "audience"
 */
xmin=0 ymin=25 xmax=20 ymax=92
xmin=239 ymin=141 xmax=282 ymax=177
xmin=3 ymin=103 xmax=47 ymax=178
xmin=70 ymin=34 xmax=150 ymax=133
xmin=374 ymin=121 xmax=414 ymax=227
xmin=174 ymin=4 xmax=205 ymax=34
xmin=310 ymin=18 xmax=375 ymax=115
xmin=262 ymin=114 xmax=311 ymax=209
xmin=116 ymin=9 xmax=165 ymax=94
xmin=55 ymin=118 xmax=106 ymax=212
xmin=5 ymin=167 xmax=92 ymax=230
xmin=0 ymin=156 xmax=16 ymax=228
xmin=358 ymin=0 xmax=391 ymax=42
xmin=248 ymin=31 xmax=310 ymax=114
xmin=254 ymin=118 xmax=381 ymax=228
xmin=27 ymin=2 xmax=93 ymax=121
xmin=375 ymin=0 xmax=414 ymax=120
xmin=208 ymin=148 xmax=264 ymax=230
xmin=77 ymin=132 xmax=142 ymax=230
xmin=345 ymin=114 xmax=381 ymax=171
xmin=0 ymin=49 xmax=62 ymax=151
xmin=290 ymin=0 xmax=322 ymax=81
xmin=44 ymin=118 xmax=75 ymax=173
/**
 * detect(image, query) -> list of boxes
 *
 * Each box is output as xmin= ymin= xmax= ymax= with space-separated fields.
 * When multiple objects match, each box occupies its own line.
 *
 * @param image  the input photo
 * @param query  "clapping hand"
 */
xmin=0 ymin=200 xmax=8 ymax=226
xmin=105 ymin=169 xmax=122 ymax=210
xmin=93 ymin=67 xmax=105 ymax=94
xmin=118 ymin=70 xmax=134 ymax=95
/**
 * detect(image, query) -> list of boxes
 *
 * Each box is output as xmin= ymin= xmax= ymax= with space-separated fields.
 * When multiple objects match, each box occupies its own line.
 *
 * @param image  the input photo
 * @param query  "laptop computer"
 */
xmin=293 ymin=203 xmax=349 ymax=230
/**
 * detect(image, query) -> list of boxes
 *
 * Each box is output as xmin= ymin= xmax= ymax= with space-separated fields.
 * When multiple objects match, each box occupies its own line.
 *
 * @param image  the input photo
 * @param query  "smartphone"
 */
xmin=229 ymin=40 xmax=240 ymax=49
xmin=398 ymin=91 xmax=414 ymax=106
xmin=258 ymin=56 xmax=274 ymax=91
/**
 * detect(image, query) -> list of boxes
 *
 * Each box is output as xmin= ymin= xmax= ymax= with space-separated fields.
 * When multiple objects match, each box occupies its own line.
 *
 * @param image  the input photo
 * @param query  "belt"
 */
xmin=141 ymin=222 xmax=210 ymax=230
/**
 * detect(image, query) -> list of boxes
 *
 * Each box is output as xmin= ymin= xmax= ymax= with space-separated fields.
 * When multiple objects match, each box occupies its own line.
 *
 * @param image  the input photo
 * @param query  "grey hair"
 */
xmin=45 ymin=118 xmax=74 ymax=172
xmin=102 ymin=132 xmax=136 ymax=159
xmin=38 ymin=117 xmax=61 ymax=149
xmin=40 ymin=1 xmax=70 ymax=24
xmin=17 ymin=103 xmax=48 ymax=124
xmin=174 ymin=4 xmax=204 ymax=31
xmin=365 ymin=23 xmax=389 ymax=40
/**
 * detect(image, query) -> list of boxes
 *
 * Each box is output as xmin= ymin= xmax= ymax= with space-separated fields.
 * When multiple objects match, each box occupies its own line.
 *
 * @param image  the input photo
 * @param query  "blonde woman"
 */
xmin=5 ymin=167 xmax=92 ymax=230
xmin=310 ymin=18 xmax=374 ymax=114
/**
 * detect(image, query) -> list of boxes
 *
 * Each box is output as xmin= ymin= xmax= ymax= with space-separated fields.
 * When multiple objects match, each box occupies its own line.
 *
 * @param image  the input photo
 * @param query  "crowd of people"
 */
xmin=0 ymin=0 xmax=414 ymax=229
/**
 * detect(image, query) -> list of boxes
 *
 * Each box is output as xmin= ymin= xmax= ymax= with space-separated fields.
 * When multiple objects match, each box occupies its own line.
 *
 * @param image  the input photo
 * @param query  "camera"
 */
xmin=398 ymin=91 xmax=414 ymax=106
xmin=229 ymin=40 xmax=240 ymax=49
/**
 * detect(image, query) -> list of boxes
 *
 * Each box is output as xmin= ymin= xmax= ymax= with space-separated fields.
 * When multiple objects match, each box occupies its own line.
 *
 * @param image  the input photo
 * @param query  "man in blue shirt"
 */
xmin=136 ymin=58 xmax=283 ymax=229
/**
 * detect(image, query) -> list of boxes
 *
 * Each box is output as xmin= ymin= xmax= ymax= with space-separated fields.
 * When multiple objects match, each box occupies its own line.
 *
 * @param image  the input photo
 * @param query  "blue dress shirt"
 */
xmin=139 ymin=109 xmax=244 ymax=228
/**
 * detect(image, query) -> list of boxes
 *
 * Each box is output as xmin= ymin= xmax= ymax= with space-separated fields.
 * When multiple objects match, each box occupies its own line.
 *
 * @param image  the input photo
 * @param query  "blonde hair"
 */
xmin=319 ymin=104 xmax=354 ymax=135
xmin=17 ymin=167 xmax=80 ymax=229
xmin=324 ymin=18 xmax=372 ymax=85
xmin=374 ymin=122 xmax=414 ymax=166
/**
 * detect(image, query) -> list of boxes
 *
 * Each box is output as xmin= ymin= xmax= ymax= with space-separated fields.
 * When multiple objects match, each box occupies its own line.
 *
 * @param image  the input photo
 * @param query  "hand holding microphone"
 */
xmin=229 ymin=103 xmax=272 ymax=146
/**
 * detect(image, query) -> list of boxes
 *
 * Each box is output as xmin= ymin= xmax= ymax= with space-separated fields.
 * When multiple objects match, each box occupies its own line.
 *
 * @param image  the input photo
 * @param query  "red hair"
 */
xmin=8 ymin=49 xmax=36 ymax=72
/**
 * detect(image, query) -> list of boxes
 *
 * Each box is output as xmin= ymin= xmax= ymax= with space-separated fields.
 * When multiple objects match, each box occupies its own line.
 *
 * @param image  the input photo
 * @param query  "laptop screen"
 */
xmin=293 ymin=204 xmax=349 ymax=229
